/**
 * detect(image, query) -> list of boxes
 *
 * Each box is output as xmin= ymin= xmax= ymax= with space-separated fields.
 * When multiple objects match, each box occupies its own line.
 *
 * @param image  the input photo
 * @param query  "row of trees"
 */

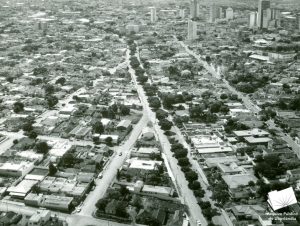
xmin=170 ymin=142 xmax=205 ymax=200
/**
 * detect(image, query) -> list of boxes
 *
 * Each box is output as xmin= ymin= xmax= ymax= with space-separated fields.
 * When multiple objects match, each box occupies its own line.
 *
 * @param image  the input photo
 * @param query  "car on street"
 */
xmin=196 ymin=220 xmax=202 ymax=225
xmin=119 ymin=152 xmax=123 ymax=156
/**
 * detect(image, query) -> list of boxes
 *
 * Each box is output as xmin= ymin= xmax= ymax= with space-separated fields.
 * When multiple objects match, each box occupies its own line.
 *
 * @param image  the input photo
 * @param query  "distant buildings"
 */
xmin=225 ymin=7 xmax=234 ymax=20
xmin=250 ymin=2 xmax=281 ymax=30
xmin=257 ymin=0 xmax=270 ymax=28
xmin=187 ymin=19 xmax=197 ymax=40
xmin=249 ymin=12 xmax=258 ymax=28
xmin=297 ymin=13 xmax=300 ymax=30
xmin=179 ymin=9 xmax=185 ymax=19
xmin=150 ymin=7 xmax=157 ymax=23
xmin=190 ymin=0 xmax=200 ymax=19
xmin=209 ymin=3 xmax=219 ymax=23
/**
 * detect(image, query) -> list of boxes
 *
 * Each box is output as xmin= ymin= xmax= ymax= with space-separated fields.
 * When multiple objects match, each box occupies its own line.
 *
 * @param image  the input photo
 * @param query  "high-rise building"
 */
xmin=249 ymin=12 xmax=258 ymax=28
xmin=209 ymin=3 xmax=219 ymax=23
xmin=190 ymin=0 xmax=200 ymax=19
xmin=150 ymin=7 xmax=157 ymax=23
xmin=187 ymin=19 xmax=197 ymax=40
xmin=179 ymin=9 xmax=185 ymax=19
xmin=297 ymin=13 xmax=300 ymax=30
xmin=257 ymin=0 xmax=271 ymax=28
xmin=225 ymin=7 xmax=234 ymax=20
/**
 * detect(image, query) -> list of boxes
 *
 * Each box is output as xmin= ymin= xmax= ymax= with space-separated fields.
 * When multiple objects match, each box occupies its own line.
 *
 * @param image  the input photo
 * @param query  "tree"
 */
xmin=185 ymin=171 xmax=198 ymax=182
xmin=92 ymin=121 xmax=104 ymax=134
xmin=96 ymin=198 xmax=108 ymax=211
xmin=62 ymin=153 xmax=75 ymax=166
xmin=198 ymin=201 xmax=211 ymax=209
xmin=105 ymin=136 xmax=113 ymax=146
xmin=13 ymin=101 xmax=24 ymax=113
xmin=220 ymin=93 xmax=228 ymax=99
xmin=148 ymin=97 xmax=161 ymax=109
xmin=6 ymin=77 xmax=14 ymax=83
xmin=159 ymin=119 xmax=173 ymax=131
xmin=28 ymin=131 xmax=37 ymax=139
xmin=13 ymin=139 xmax=19 ymax=145
xmin=189 ymin=181 xmax=201 ymax=190
xmin=48 ymin=162 xmax=57 ymax=176
xmin=201 ymin=91 xmax=213 ymax=99
xmin=116 ymin=203 xmax=128 ymax=218
xmin=46 ymin=95 xmax=58 ymax=108
xmin=210 ymin=101 xmax=222 ymax=113
xmin=55 ymin=77 xmax=66 ymax=85
xmin=120 ymin=185 xmax=130 ymax=196
xmin=178 ymin=157 xmax=190 ymax=167
xmin=194 ymin=189 xmax=205 ymax=198
xmin=174 ymin=149 xmax=188 ymax=158
xmin=119 ymin=105 xmax=130 ymax=115
xmin=23 ymin=122 xmax=33 ymax=132
xmin=156 ymin=109 xmax=168 ymax=120
xmin=35 ymin=141 xmax=49 ymax=154
xmin=43 ymin=84 xmax=54 ymax=94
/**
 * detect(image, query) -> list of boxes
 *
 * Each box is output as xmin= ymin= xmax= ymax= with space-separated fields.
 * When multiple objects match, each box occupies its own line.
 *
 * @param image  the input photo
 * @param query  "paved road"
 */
xmin=172 ymin=125 xmax=233 ymax=226
xmin=77 ymin=114 xmax=148 ymax=217
xmin=128 ymin=48 xmax=207 ymax=226
xmin=267 ymin=120 xmax=300 ymax=157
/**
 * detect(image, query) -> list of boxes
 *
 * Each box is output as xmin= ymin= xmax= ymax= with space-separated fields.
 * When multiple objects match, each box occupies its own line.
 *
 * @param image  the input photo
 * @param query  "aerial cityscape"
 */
xmin=0 ymin=0 xmax=299 ymax=225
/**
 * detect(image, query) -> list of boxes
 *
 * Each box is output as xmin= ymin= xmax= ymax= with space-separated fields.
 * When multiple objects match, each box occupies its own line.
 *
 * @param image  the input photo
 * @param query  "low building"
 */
xmin=244 ymin=137 xmax=273 ymax=149
xmin=140 ymin=127 xmax=155 ymax=140
xmin=191 ymin=135 xmax=233 ymax=153
xmin=8 ymin=179 xmax=38 ymax=199
xmin=25 ymin=193 xmax=73 ymax=212
xmin=222 ymin=174 xmax=258 ymax=199
xmin=233 ymin=128 xmax=270 ymax=138
xmin=28 ymin=210 xmax=51 ymax=226
xmin=130 ymin=147 xmax=160 ymax=158
xmin=48 ymin=141 xmax=72 ymax=158
xmin=123 ymin=159 xmax=162 ymax=176
xmin=0 ymin=161 xmax=34 ymax=177
xmin=116 ymin=119 xmax=132 ymax=132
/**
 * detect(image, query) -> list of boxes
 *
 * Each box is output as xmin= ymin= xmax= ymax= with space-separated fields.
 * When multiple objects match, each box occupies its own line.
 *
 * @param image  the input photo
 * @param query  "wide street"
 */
xmin=128 ymin=49 xmax=207 ymax=226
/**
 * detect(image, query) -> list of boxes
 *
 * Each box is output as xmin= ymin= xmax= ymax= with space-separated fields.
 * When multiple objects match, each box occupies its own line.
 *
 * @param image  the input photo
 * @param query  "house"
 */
xmin=8 ymin=179 xmax=38 ymax=199
xmin=230 ymin=205 xmax=265 ymax=220
xmin=191 ymin=135 xmax=233 ymax=153
xmin=28 ymin=210 xmax=51 ymax=226
xmin=116 ymin=119 xmax=132 ymax=132
xmin=233 ymin=128 xmax=270 ymax=139
xmin=244 ymin=137 xmax=273 ymax=149
xmin=42 ymin=195 xmax=73 ymax=211
xmin=124 ymin=159 xmax=162 ymax=176
xmin=140 ymin=127 xmax=155 ymax=140
xmin=130 ymin=147 xmax=160 ymax=158
xmin=0 ymin=212 xmax=22 ymax=225
xmin=0 ymin=161 xmax=34 ymax=177
xmin=222 ymin=174 xmax=258 ymax=199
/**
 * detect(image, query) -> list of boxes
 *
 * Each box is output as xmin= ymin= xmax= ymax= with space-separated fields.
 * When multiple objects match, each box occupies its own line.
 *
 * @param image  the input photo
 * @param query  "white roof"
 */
xmin=129 ymin=159 xmax=162 ymax=170
xmin=49 ymin=141 xmax=72 ymax=157
xmin=0 ymin=161 xmax=34 ymax=171
xmin=8 ymin=179 xmax=38 ymax=195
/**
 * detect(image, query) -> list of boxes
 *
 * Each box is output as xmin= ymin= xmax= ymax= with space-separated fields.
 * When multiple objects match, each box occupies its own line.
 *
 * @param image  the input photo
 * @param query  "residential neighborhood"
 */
xmin=0 ymin=0 xmax=299 ymax=226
